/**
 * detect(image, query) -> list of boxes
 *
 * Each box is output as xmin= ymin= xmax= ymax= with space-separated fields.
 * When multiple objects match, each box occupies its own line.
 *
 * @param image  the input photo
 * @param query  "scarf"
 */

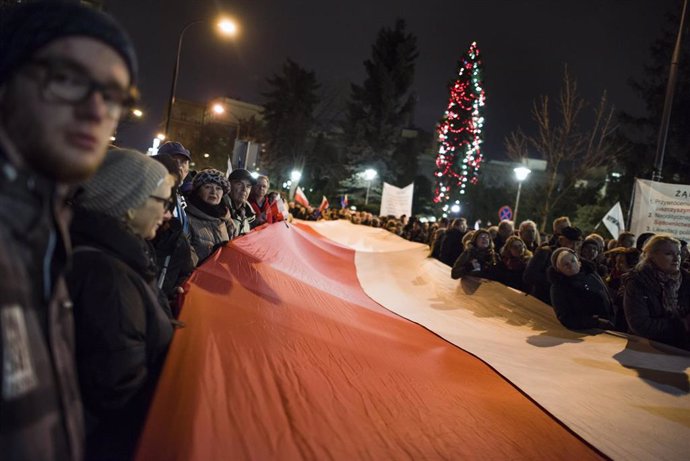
xmin=656 ymin=269 xmax=682 ymax=315
xmin=188 ymin=193 xmax=229 ymax=219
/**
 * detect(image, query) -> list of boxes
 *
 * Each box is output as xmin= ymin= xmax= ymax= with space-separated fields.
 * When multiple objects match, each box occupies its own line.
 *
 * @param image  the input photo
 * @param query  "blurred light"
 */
xmin=203 ymin=153 xmax=210 ymax=158
xmin=350 ymin=206 xmax=357 ymax=211
xmin=363 ymin=168 xmax=377 ymax=181
xmin=611 ymin=172 xmax=622 ymax=178
xmin=514 ymin=166 xmax=532 ymax=182
xmin=451 ymin=204 xmax=461 ymax=213
xmin=290 ymin=170 xmax=302 ymax=182
xmin=217 ymin=17 xmax=238 ymax=36
xmin=156 ymin=133 xmax=166 ymax=141
xmin=131 ymin=108 xmax=143 ymax=118
xmin=109 ymin=136 xmax=116 ymax=142
xmin=212 ymin=103 xmax=225 ymax=115
xmin=250 ymin=171 xmax=259 ymax=179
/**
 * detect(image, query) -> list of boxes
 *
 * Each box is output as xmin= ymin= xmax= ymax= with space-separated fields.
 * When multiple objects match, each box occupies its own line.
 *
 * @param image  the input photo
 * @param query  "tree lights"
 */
xmin=433 ymin=42 xmax=486 ymax=212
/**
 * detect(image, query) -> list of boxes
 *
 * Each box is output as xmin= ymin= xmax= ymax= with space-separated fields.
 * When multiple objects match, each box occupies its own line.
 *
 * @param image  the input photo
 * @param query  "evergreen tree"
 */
xmin=433 ymin=42 xmax=486 ymax=216
xmin=261 ymin=59 xmax=320 ymax=183
xmin=343 ymin=20 xmax=418 ymax=183
xmin=616 ymin=5 xmax=690 ymax=203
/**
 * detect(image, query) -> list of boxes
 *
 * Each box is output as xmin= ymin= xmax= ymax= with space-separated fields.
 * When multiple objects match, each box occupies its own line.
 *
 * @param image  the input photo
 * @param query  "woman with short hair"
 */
xmin=623 ymin=235 xmax=690 ymax=349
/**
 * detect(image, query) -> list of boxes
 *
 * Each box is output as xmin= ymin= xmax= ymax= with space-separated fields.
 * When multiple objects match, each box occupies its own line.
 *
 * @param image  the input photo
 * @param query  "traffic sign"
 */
xmin=498 ymin=205 xmax=513 ymax=221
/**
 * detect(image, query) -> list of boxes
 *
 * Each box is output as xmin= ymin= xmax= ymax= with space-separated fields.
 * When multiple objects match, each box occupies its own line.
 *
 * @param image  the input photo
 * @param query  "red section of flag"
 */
xmin=319 ymin=195 xmax=329 ymax=211
xmin=136 ymin=224 xmax=602 ymax=461
xmin=295 ymin=186 xmax=310 ymax=207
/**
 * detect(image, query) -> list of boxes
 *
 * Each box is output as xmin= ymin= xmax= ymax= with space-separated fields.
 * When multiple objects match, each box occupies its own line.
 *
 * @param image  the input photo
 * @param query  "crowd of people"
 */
xmin=335 ymin=210 xmax=690 ymax=350
xmin=1 ymin=3 xmax=689 ymax=461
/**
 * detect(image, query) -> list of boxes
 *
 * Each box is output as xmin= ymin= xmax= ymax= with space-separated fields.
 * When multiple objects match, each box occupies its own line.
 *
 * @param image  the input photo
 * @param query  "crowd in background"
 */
xmin=331 ymin=210 xmax=690 ymax=351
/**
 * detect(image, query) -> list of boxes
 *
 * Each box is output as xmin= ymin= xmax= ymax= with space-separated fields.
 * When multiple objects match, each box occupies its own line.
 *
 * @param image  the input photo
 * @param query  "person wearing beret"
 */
xmin=67 ymin=148 xmax=175 ymax=460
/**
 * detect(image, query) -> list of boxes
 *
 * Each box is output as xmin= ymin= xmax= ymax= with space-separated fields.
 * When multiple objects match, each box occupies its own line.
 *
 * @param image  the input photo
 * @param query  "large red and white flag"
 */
xmin=295 ymin=186 xmax=310 ymax=207
xmin=319 ymin=195 xmax=329 ymax=212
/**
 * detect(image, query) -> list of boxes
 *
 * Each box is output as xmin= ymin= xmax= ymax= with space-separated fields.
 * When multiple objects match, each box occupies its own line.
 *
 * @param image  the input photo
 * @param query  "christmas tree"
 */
xmin=433 ymin=42 xmax=486 ymax=215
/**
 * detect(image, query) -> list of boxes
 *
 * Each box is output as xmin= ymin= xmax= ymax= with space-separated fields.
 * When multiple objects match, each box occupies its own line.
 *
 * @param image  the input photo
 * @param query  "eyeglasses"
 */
xmin=22 ymin=58 xmax=136 ymax=119
xmin=150 ymin=195 xmax=175 ymax=211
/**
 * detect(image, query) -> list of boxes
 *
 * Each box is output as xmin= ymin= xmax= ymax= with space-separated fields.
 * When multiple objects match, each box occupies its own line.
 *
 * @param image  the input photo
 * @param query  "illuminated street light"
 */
xmin=164 ymin=15 xmax=240 ymax=136
xmin=289 ymin=170 xmax=302 ymax=200
xmin=451 ymin=204 xmax=461 ymax=213
xmin=212 ymin=103 xmax=225 ymax=115
xmin=363 ymin=168 xmax=378 ymax=205
xmin=290 ymin=170 xmax=302 ymax=182
xmin=513 ymin=166 xmax=532 ymax=223
xmin=131 ymin=108 xmax=143 ymax=118
xmin=250 ymin=171 xmax=260 ymax=179
xmin=217 ymin=18 xmax=238 ymax=36
xmin=157 ymin=133 xmax=166 ymax=141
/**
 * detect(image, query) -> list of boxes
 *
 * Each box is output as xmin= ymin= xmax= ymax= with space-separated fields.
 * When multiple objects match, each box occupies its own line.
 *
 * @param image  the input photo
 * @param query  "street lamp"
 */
xmin=513 ymin=166 xmax=531 ymax=224
xmin=363 ymin=168 xmax=377 ymax=206
xmin=289 ymin=170 xmax=302 ymax=200
xmin=164 ymin=16 xmax=239 ymax=136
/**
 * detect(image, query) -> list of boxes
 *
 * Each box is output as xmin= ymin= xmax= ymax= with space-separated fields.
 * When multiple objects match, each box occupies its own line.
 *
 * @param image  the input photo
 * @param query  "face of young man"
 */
xmin=0 ymin=37 xmax=130 ymax=183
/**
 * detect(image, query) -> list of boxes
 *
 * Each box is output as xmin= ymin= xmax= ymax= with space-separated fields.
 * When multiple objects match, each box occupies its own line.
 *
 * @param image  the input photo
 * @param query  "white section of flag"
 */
xmin=602 ymin=202 xmax=625 ymax=238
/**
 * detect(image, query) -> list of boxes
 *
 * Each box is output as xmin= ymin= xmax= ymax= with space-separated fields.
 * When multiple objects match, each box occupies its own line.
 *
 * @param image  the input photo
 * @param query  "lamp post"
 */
xmin=513 ymin=166 xmax=531 ymax=224
xmin=164 ymin=17 xmax=238 ymax=136
xmin=363 ymin=168 xmax=377 ymax=205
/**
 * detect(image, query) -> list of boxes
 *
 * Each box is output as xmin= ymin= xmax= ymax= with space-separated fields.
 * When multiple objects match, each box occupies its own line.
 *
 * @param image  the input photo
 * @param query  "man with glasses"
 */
xmin=0 ymin=2 xmax=137 ymax=460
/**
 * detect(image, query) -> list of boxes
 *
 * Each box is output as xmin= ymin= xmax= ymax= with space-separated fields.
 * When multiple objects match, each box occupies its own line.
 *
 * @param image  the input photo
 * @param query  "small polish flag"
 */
xmin=319 ymin=196 xmax=329 ymax=212
xmin=295 ymin=187 xmax=310 ymax=207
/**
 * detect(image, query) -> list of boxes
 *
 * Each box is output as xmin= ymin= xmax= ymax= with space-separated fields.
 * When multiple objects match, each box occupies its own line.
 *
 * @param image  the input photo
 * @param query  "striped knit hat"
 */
xmin=76 ymin=148 xmax=168 ymax=219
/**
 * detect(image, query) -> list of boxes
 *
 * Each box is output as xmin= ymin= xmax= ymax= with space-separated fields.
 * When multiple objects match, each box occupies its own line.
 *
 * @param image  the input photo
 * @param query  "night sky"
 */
xmin=107 ymin=0 xmax=678 ymax=159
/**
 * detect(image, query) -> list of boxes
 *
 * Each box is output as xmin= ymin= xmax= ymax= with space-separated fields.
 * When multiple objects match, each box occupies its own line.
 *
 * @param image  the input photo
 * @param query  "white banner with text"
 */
xmin=630 ymin=178 xmax=690 ymax=241
xmin=380 ymin=182 xmax=414 ymax=218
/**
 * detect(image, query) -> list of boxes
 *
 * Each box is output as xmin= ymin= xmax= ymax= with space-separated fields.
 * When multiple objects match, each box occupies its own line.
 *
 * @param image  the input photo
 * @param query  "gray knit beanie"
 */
xmin=76 ymin=148 xmax=168 ymax=219
xmin=0 ymin=1 xmax=138 ymax=85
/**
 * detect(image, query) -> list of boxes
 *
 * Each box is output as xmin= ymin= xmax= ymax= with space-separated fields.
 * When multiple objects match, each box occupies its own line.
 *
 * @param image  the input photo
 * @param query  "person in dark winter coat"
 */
xmin=151 ymin=155 xmax=194 ymax=313
xmin=68 ymin=149 xmax=175 ymax=460
xmin=451 ymin=229 xmax=497 ymax=279
xmin=518 ymin=219 xmax=541 ymax=253
xmin=440 ymin=218 xmax=468 ymax=266
xmin=0 ymin=3 xmax=138 ymax=460
xmin=495 ymin=236 xmax=532 ymax=291
xmin=548 ymin=248 xmax=615 ymax=330
xmin=623 ymin=235 xmax=690 ymax=350
xmin=524 ymin=226 xmax=582 ymax=305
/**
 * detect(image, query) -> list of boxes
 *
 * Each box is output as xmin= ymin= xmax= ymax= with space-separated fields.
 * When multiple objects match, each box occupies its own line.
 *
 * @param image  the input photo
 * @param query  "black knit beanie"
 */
xmin=0 ymin=1 xmax=138 ymax=85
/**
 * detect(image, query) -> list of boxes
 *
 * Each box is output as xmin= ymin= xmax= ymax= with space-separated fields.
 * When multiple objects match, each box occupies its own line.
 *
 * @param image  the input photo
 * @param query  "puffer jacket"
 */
xmin=548 ymin=260 xmax=614 ymax=330
xmin=623 ymin=265 xmax=690 ymax=350
xmin=0 ymin=155 xmax=84 ymax=461
xmin=186 ymin=201 xmax=233 ymax=263
xmin=68 ymin=208 xmax=173 ymax=460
